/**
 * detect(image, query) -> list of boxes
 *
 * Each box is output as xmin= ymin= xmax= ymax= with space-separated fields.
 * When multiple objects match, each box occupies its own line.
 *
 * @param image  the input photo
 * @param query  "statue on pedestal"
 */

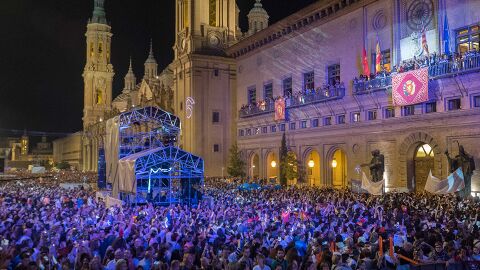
xmin=445 ymin=144 xmax=476 ymax=198
xmin=361 ymin=149 xmax=385 ymax=182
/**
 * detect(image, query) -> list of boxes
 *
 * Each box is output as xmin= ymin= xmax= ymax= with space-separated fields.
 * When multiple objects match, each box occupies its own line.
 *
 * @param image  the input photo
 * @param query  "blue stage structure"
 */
xmin=102 ymin=106 xmax=204 ymax=206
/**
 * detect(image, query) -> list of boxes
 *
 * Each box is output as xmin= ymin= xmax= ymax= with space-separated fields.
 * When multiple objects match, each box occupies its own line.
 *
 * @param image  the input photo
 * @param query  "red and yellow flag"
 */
xmin=362 ymin=46 xmax=371 ymax=77
xmin=422 ymin=26 xmax=429 ymax=55
xmin=375 ymin=38 xmax=382 ymax=73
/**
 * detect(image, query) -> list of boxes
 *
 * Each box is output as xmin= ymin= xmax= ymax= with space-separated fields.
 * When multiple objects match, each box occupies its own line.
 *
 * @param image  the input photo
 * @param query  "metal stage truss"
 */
xmin=131 ymin=146 xmax=204 ymax=205
xmin=102 ymin=106 xmax=204 ymax=205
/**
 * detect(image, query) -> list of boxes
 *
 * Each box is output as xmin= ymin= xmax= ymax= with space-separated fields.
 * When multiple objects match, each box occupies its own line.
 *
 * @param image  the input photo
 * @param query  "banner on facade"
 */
xmin=392 ymin=68 xmax=429 ymax=106
xmin=274 ymin=98 xmax=286 ymax=121
xmin=424 ymin=168 xmax=464 ymax=194
xmin=361 ymin=172 xmax=384 ymax=195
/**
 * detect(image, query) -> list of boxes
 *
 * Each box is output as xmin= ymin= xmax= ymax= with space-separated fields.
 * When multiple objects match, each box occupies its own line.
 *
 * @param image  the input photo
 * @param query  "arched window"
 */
xmin=416 ymin=144 xmax=434 ymax=158
xmin=209 ymin=0 xmax=216 ymax=26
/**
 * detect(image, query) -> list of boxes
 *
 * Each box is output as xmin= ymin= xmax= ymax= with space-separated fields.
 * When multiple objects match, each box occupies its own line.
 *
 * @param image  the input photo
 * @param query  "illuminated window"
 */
xmin=90 ymin=42 xmax=94 ymax=57
xmin=303 ymin=71 xmax=314 ymax=91
xmin=352 ymin=112 xmax=360 ymax=122
xmin=264 ymin=83 xmax=273 ymax=100
xmin=283 ymin=77 xmax=292 ymax=96
xmin=246 ymin=129 xmax=252 ymax=136
xmin=456 ymin=23 xmax=480 ymax=53
xmin=416 ymin=144 xmax=434 ymax=158
xmin=183 ymin=1 xmax=189 ymax=27
xmin=107 ymin=49 xmax=110 ymax=62
xmin=327 ymin=64 xmax=340 ymax=85
xmin=271 ymin=125 xmax=277 ymax=132
xmin=209 ymin=0 xmax=216 ymax=26
xmin=96 ymin=89 xmax=102 ymax=104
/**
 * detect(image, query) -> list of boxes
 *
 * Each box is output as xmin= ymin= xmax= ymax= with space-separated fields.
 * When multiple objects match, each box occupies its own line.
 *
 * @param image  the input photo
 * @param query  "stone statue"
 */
xmin=362 ymin=149 xmax=385 ymax=182
xmin=445 ymin=144 xmax=476 ymax=197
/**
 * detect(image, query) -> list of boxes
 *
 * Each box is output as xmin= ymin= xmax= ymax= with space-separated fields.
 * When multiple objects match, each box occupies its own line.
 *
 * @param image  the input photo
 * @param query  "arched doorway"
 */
xmin=250 ymin=153 xmax=259 ymax=179
xmin=331 ymin=149 xmax=347 ymax=188
xmin=305 ymin=150 xmax=321 ymax=186
xmin=266 ymin=152 xmax=278 ymax=182
xmin=414 ymin=144 xmax=435 ymax=192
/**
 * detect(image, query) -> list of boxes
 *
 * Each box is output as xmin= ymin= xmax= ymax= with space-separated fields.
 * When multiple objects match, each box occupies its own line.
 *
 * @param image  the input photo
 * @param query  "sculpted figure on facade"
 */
xmin=445 ymin=144 xmax=476 ymax=197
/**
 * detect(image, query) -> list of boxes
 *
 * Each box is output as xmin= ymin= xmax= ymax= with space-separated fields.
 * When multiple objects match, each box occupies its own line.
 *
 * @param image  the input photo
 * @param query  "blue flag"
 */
xmin=443 ymin=14 xmax=450 ymax=55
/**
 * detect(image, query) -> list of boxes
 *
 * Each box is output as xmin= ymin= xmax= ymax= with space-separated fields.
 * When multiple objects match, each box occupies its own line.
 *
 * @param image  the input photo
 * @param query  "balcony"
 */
xmin=239 ymin=85 xmax=346 ymax=118
xmin=354 ymin=52 xmax=480 ymax=95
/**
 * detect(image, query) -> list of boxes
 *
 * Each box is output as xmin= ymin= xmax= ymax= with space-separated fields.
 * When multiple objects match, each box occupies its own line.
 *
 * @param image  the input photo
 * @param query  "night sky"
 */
xmin=0 ymin=0 xmax=316 ymax=134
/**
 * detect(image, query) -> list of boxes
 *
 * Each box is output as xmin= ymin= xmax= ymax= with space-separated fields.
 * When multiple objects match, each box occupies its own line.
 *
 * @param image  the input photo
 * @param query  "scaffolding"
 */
xmin=103 ymin=106 xmax=204 ymax=205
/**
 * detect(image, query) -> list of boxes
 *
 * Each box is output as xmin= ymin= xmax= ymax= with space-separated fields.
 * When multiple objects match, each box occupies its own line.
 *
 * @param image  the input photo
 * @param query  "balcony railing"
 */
xmin=354 ymin=52 xmax=480 ymax=95
xmin=239 ymin=86 xmax=346 ymax=118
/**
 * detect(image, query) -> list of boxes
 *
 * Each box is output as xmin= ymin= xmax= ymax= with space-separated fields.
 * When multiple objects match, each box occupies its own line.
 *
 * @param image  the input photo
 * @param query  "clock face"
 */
xmin=407 ymin=0 xmax=433 ymax=31
xmin=209 ymin=35 xmax=220 ymax=46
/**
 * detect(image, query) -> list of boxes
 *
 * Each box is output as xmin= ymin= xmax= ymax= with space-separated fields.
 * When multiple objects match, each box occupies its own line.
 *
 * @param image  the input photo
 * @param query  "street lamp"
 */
xmin=331 ymin=158 xmax=337 ymax=168
xmin=271 ymin=160 xmax=277 ymax=168
xmin=308 ymin=159 xmax=314 ymax=168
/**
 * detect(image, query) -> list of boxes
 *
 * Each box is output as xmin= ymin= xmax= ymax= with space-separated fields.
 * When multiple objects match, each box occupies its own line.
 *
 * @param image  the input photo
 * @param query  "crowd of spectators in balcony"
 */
xmin=354 ymin=49 xmax=480 ymax=88
xmin=239 ymin=80 xmax=345 ymax=116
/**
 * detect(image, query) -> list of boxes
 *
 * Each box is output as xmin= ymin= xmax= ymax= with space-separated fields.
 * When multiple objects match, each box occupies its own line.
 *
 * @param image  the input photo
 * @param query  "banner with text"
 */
xmin=392 ymin=68 xmax=429 ymax=106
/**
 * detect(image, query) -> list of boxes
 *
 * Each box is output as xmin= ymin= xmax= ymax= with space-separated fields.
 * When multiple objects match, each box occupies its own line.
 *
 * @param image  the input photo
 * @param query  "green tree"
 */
xmin=285 ymin=151 xmax=298 ymax=182
xmin=279 ymin=133 xmax=288 ymax=186
xmin=56 ymin=161 xmax=71 ymax=170
xmin=227 ymin=144 xmax=246 ymax=178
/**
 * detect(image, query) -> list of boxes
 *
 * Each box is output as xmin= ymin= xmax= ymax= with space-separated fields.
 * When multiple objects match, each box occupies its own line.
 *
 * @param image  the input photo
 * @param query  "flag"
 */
xmin=375 ymin=37 xmax=382 ymax=73
xmin=392 ymin=68 xmax=429 ymax=106
xmin=421 ymin=25 xmax=429 ymax=55
xmin=362 ymin=46 xmax=371 ymax=77
xmin=443 ymin=14 xmax=450 ymax=55
xmin=424 ymin=168 xmax=465 ymax=194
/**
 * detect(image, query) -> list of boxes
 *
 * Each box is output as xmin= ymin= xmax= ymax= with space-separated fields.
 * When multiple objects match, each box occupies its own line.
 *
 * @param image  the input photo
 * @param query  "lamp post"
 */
xmin=271 ymin=160 xmax=276 ymax=168
xmin=331 ymin=158 xmax=337 ymax=187
xmin=308 ymin=159 xmax=314 ymax=186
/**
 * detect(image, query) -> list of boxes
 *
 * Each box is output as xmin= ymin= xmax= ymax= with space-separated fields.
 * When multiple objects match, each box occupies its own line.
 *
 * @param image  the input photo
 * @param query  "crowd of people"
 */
xmin=354 ymin=49 xmax=480 ymax=88
xmin=239 ymin=80 xmax=345 ymax=116
xmin=0 ymin=177 xmax=479 ymax=270
xmin=1 ymin=170 xmax=98 ymax=184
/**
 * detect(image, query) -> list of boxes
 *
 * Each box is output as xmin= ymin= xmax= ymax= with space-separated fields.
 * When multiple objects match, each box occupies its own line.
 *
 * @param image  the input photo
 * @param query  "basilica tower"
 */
xmin=172 ymin=0 xmax=238 ymax=177
xmin=83 ymin=0 xmax=114 ymax=129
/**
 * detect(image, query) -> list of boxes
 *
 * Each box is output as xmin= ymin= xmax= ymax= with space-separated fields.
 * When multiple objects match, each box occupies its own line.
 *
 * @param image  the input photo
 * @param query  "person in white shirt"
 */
xmin=253 ymin=253 xmax=270 ymax=270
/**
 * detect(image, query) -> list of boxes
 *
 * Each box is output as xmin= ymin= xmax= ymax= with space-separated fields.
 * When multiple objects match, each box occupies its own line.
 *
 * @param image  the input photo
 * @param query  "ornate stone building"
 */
xmin=55 ymin=0 xmax=480 ymax=194
xmin=226 ymin=0 xmax=480 ymax=193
